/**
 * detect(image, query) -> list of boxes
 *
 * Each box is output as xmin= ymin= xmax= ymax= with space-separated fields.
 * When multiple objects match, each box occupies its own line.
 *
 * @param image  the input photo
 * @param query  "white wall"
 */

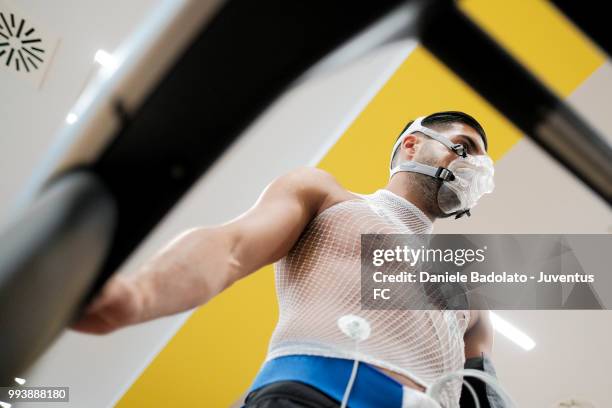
xmin=435 ymin=62 xmax=612 ymax=407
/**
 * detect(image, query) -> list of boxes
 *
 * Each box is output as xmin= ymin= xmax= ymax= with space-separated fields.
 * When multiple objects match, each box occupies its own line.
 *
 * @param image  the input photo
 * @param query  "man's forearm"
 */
xmin=128 ymin=226 xmax=239 ymax=323
xmin=72 ymin=168 xmax=324 ymax=335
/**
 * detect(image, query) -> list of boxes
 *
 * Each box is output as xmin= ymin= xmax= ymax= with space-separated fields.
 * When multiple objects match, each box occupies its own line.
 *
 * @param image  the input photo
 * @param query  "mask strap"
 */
xmin=389 ymin=117 xmax=466 ymax=171
xmin=390 ymin=161 xmax=455 ymax=181
xmin=417 ymin=124 xmax=467 ymax=158
xmin=389 ymin=160 xmax=474 ymax=219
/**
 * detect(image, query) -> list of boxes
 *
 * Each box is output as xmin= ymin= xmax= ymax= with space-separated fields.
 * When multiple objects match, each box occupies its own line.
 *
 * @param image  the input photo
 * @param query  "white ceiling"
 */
xmin=0 ymin=0 xmax=162 ymax=225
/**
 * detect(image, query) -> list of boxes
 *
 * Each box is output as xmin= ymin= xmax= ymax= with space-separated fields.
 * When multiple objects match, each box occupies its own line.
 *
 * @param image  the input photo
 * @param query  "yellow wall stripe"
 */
xmin=318 ymin=46 xmax=519 ymax=187
xmin=117 ymin=1 xmax=604 ymax=406
xmin=460 ymin=0 xmax=604 ymax=97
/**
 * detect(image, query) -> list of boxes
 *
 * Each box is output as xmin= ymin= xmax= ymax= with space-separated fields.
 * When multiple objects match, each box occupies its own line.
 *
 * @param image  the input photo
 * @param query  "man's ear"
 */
xmin=401 ymin=134 xmax=418 ymax=160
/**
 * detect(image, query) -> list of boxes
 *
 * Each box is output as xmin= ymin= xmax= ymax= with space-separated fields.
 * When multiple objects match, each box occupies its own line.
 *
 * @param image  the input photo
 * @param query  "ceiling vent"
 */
xmin=0 ymin=11 xmax=45 ymax=72
xmin=0 ymin=0 xmax=58 ymax=88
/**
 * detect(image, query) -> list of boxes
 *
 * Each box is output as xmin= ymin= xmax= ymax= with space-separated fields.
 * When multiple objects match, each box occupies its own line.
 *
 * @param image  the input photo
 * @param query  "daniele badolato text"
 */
xmin=370 ymin=246 xmax=595 ymax=284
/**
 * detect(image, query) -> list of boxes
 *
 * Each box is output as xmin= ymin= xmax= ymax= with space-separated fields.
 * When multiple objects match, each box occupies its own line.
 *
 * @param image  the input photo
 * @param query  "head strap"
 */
xmin=389 ymin=116 xmax=467 ymax=174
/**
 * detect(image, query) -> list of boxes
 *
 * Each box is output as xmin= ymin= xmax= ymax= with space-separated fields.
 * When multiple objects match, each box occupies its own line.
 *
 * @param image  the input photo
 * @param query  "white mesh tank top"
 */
xmin=266 ymin=189 xmax=470 ymax=407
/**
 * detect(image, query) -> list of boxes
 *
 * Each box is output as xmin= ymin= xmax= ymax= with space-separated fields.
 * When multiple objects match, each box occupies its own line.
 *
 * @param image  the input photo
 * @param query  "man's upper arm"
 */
xmin=222 ymin=167 xmax=340 ymax=281
xmin=464 ymin=310 xmax=494 ymax=359
xmin=461 ymin=311 xmax=507 ymax=407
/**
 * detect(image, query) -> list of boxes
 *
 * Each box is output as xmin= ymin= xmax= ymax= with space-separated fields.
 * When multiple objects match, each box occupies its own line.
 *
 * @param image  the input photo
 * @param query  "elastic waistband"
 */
xmin=245 ymin=354 xmax=404 ymax=408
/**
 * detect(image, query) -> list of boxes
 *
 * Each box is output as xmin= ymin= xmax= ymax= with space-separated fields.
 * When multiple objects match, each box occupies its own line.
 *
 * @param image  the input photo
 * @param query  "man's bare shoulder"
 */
xmin=275 ymin=167 xmax=360 ymax=216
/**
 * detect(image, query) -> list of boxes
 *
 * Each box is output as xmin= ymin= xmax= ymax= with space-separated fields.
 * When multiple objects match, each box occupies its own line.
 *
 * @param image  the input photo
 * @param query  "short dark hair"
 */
xmin=394 ymin=110 xmax=488 ymax=152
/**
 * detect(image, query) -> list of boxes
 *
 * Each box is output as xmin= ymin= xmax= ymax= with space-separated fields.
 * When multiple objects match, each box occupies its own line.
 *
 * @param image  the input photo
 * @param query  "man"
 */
xmin=72 ymin=111 xmax=503 ymax=407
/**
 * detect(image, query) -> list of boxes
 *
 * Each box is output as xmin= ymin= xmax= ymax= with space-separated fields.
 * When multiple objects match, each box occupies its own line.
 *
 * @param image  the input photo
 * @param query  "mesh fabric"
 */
xmin=266 ymin=189 xmax=469 ymax=407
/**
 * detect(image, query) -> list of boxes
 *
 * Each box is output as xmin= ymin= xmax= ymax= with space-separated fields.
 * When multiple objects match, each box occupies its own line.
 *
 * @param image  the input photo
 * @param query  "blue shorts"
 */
xmin=243 ymin=355 xmax=408 ymax=408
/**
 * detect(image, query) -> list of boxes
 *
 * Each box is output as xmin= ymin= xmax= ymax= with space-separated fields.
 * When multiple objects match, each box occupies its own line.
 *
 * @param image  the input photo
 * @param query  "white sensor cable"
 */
xmin=337 ymin=314 xmax=371 ymax=408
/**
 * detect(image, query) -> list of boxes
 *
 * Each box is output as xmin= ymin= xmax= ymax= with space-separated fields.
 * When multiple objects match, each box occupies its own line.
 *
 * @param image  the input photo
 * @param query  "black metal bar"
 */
xmin=90 ymin=0 xmax=404 ymax=294
xmin=419 ymin=1 xmax=612 ymax=205
xmin=2 ymin=1 xmax=411 ymax=381
xmin=550 ymin=1 xmax=612 ymax=58
xmin=0 ymin=172 xmax=116 ymax=384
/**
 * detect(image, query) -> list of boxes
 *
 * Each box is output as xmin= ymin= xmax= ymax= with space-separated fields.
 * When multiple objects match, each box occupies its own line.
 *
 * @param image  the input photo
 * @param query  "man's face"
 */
xmin=397 ymin=121 xmax=488 ymax=218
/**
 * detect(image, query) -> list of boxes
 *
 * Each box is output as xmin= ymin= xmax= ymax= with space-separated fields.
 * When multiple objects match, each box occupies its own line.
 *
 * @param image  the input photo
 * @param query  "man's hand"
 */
xmin=71 ymin=275 xmax=145 ymax=335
